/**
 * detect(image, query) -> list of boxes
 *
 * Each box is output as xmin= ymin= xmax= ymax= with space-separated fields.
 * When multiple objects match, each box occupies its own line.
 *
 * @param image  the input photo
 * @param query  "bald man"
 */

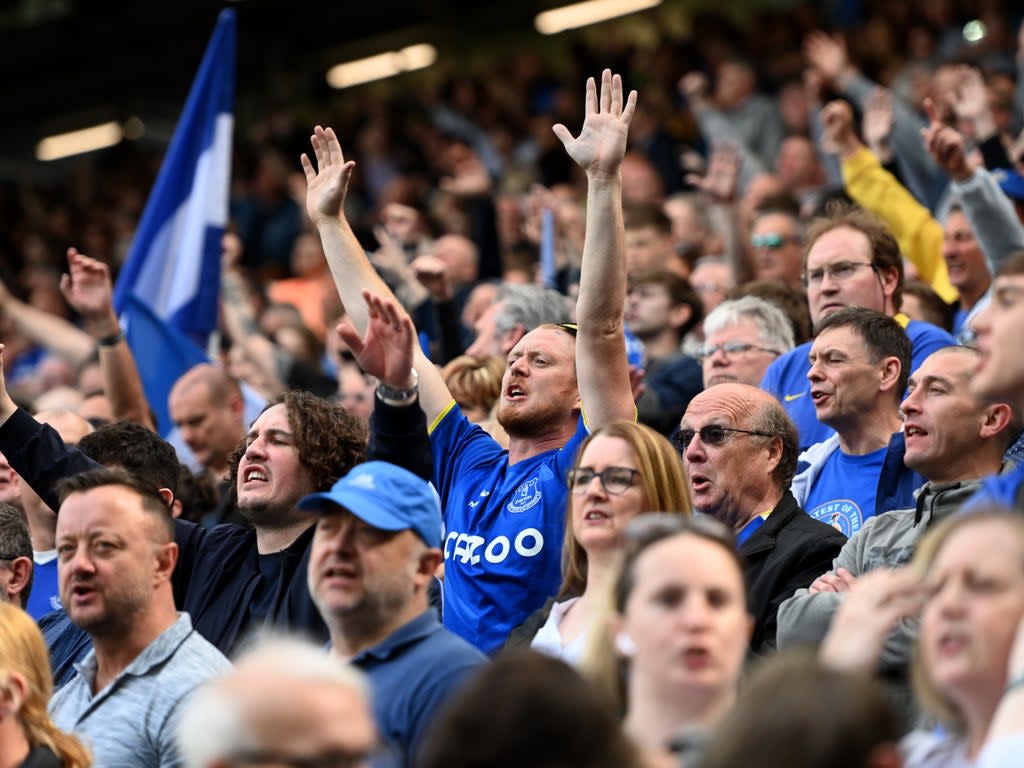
xmin=678 ymin=383 xmax=846 ymax=651
xmin=168 ymin=364 xmax=246 ymax=482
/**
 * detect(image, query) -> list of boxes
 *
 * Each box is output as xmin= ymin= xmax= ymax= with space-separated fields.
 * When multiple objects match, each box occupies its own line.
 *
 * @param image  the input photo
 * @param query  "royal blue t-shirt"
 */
xmin=804 ymin=446 xmax=887 ymax=537
xmin=26 ymin=553 xmax=61 ymax=620
xmin=430 ymin=403 xmax=587 ymax=654
xmin=761 ymin=317 xmax=956 ymax=451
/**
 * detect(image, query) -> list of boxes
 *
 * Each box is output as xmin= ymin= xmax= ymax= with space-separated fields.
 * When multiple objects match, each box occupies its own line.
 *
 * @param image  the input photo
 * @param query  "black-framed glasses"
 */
xmin=672 ymin=424 xmax=776 ymax=452
xmin=694 ymin=341 xmax=781 ymax=363
xmin=567 ymin=466 xmax=639 ymax=495
xmin=801 ymin=261 xmax=876 ymax=288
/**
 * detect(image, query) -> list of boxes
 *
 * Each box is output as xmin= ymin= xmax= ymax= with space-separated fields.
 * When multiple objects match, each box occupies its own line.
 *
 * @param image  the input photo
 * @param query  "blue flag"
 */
xmin=113 ymin=9 xmax=236 ymax=435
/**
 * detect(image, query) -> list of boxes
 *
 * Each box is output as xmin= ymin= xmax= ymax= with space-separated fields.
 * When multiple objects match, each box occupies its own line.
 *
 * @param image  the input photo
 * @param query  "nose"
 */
xmin=508 ymin=355 xmax=529 ymax=376
xmin=972 ymin=302 xmax=992 ymax=336
xmin=807 ymin=359 xmax=824 ymax=383
xmin=62 ymin=544 xmax=95 ymax=579
xmin=706 ymin=346 xmax=730 ymax=367
xmin=900 ymin=387 xmax=922 ymax=418
xmin=678 ymin=593 xmax=711 ymax=629
xmin=243 ymin=436 xmax=267 ymax=461
xmin=584 ymin=473 xmax=608 ymax=498
xmin=931 ymin=577 xmax=968 ymax=619
xmin=817 ymin=270 xmax=839 ymax=293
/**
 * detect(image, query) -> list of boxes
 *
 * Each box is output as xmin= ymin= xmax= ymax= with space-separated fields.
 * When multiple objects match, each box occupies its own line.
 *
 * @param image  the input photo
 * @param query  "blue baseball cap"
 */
xmin=297 ymin=462 xmax=442 ymax=548
xmin=993 ymin=168 xmax=1024 ymax=202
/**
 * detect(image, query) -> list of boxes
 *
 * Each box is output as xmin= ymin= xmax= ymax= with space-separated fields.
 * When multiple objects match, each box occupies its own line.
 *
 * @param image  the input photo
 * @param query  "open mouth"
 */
xmin=243 ymin=467 xmax=268 ymax=484
xmin=505 ymin=384 xmax=526 ymax=401
xmin=810 ymin=389 xmax=830 ymax=406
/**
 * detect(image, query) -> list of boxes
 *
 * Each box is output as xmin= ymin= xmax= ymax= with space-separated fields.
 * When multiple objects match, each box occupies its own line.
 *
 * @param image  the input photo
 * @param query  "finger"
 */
xmin=599 ymin=69 xmax=612 ymax=114
xmin=610 ymin=73 xmax=623 ymax=115
xmin=326 ymin=127 xmax=344 ymax=167
xmin=621 ymin=89 xmax=637 ymax=127
xmin=300 ymin=153 xmax=315 ymax=182
xmin=311 ymin=128 xmax=326 ymax=168
xmin=58 ymin=273 xmax=72 ymax=300
xmin=584 ymin=76 xmax=597 ymax=117
xmin=923 ymin=97 xmax=940 ymax=126
xmin=552 ymin=124 xmax=573 ymax=149
xmin=336 ymin=322 xmax=365 ymax=355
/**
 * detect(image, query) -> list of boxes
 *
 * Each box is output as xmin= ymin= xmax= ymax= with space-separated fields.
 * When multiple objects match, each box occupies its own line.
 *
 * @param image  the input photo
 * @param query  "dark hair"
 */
xmin=226 ymin=390 xmax=368 ymax=494
xmin=174 ymin=464 xmax=221 ymax=525
xmin=0 ymin=502 xmax=33 ymax=604
xmin=56 ymin=467 xmax=176 ymax=542
xmin=418 ymin=650 xmax=642 ymax=768
xmin=623 ymin=202 xmax=672 ymax=234
xmin=902 ymin=280 xmax=955 ymax=331
xmin=613 ymin=514 xmax=746 ymax=613
xmin=629 ymin=270 xmax=704 ymax=336
xmin=814 ymin=307 xmax=912 ymax=396
xmin=804 ymin=203 xmax=904 ymax=312
xmin=700 ymin=650 xmax=904 ymax=768
xmin=78 ymin=421 xmax=180 ymax=500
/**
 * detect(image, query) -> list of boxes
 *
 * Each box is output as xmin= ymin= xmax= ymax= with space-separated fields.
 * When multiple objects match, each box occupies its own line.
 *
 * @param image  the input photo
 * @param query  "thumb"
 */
xmin=336 ymin=322 xmax=365 ymax=356
xmin=923 ymin=97 xmax=940 ymax=126
xmin=552 ymin=124 xmax=573 ymax=149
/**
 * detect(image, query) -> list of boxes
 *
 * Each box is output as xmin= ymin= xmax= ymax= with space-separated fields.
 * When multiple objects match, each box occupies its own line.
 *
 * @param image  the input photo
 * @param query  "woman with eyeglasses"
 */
xmin=0 ymin=603 xmax=91 ymax=767
xmin=505 ymin=421 xmax=691 ymax=665
xmin=596 ymin=513 xmax=753 ymax=768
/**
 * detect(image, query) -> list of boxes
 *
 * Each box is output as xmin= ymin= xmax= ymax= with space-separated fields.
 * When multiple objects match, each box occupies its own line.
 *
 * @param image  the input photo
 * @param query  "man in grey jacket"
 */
xmin=777 ymin=346 xmax=1017 ymax=676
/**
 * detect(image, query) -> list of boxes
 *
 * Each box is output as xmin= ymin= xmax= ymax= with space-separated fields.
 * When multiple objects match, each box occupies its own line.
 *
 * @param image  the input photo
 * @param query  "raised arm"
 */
xmin=301 ymin=127 xmax=453 ymax=426
xmin=0 ymin=275 xmax=95 ymax=366
xmin=553 ymin=69 xmax=637 ymax=428
xmin=59 ymin=248 xmax=156 ymax=430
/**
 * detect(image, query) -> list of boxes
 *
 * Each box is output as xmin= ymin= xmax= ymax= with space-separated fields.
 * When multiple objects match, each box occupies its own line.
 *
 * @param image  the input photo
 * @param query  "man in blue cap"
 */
xmin=302 ymin=461 xmax=486 ymax=767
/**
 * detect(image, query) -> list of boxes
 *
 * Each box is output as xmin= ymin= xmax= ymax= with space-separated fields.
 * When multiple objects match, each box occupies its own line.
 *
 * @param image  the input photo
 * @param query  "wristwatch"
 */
xmin=376 ymin=369 xmax=419 ymax=406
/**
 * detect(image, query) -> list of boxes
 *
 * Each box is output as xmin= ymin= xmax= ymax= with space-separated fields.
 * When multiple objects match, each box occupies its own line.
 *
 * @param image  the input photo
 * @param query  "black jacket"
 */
xmin=742 ymin=490 xmax=846 ymax=653
xmin=0 ymin=403 xmax=431 ymax=654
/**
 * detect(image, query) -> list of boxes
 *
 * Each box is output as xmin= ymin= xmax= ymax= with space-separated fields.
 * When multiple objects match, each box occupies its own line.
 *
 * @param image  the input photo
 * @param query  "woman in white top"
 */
xmin=525 ymin=420 xmax=691 ymax=665
xmin=903 ymin=508 xmax=1024 ymax=768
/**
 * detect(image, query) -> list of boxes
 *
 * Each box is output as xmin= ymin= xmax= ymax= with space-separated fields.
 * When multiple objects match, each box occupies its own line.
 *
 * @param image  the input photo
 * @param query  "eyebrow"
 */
xmin=245 ymin=427 xmax=293 ymax=442
xmin=908 ymin=374 xmax=954 ymax=390
xmin=993 ymin=284 xmax=1024 ymax=301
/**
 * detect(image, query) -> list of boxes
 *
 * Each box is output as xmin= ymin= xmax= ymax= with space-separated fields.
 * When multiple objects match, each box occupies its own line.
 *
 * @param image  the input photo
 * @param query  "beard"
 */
xmin=497 ymin=397 xmax=576 ymax=438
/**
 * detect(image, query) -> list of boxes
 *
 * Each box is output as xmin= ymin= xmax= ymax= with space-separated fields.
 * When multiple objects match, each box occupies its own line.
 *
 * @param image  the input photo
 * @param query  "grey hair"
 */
xmin=176 ymin=633 xmax=369 ymax=768
xmin=494 ymin=284 xmax=572 ymax=335
xmin=702 ymin=296 xmax=795 ymax=353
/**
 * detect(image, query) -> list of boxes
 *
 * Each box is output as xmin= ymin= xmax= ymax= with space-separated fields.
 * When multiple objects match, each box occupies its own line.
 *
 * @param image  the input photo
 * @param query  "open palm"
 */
xmin=553 ymin=69 xmax=637 ymax=179
xmin=300 ymin=125 xmax=355 ymax=225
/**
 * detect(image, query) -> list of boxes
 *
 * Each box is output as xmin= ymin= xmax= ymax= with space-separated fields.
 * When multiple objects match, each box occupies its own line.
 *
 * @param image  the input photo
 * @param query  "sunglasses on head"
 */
xmin=672 ymin=424 xmax=776 ymax=452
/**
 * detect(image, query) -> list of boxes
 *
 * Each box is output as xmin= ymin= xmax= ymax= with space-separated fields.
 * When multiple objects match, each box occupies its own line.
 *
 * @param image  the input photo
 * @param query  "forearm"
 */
xmin=317 ymin=218 xmax=395 ymax=336
xmin=220 ymin=268 xmax=260 ymax=343
xmin=953 ymin=168 xmax=1024 ymax=274
xmin=2 ymin=298 xmax=95 ymax=366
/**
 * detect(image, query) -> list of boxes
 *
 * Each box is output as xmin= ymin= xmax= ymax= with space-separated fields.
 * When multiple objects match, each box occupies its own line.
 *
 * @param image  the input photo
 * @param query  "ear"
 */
xmin=416 ymin=548 xmax=444 ymax=593
xmin=878 ymin=265 xmax=900 ymax=307
xmin=154 ymin=541 xmax=179 ymax=586
xmin=763 ymin=434 xmax=783 ymax=476
xmin=170 ymin=499 xmax=184 ymax=519
xmin=668 ymin=303 xmax=693 ymax=332
xmin=0 ymin=671 xmax=28 ymax=719
xmin=158 ymin=488 xmax=175 ymax=509
xmin=228 ymin=391 xmax=245 ymax=420
xmin=745 ymin=612 xmax=755 ymax=642
xmin=979 ymin=403 xmax=1013 ymax=441
xmin=7 ymin=557 xmax=32 ymax=604
xmin=877 ymin=355 xmax=902 ymax=394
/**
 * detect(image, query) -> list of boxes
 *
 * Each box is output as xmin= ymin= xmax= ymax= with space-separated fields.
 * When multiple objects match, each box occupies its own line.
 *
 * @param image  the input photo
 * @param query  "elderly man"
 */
xmin=305 ymin=70 xmax=637 ymax=653
xmin=761 ymin=206 xmax=954 ymax=451
xmin=678 ymin=383 xmax=846 ymax=652
xmin=50 ymin=468 xmax=230 ymax=767
xmin=302 ymin=461 xmax=485 ymax=765
xmin=699 ymin=296 xmax=794 ymax=388
xmin=0 ymin=502 xmax=32 ymax=607
xmin=777 ymin=346 xmax=1016 ymax=694
xmin=178 ymin=636 xmax=378 ymax=768
xmin=792 ymin=308 xmax=924 ymax=535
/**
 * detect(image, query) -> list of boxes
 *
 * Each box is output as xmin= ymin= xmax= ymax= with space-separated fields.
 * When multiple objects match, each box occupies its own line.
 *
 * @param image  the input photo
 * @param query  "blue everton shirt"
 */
xmin=761 ymin=317 xmax=955 ymax=451
xmin=430 ymin=403 xmax=587 ymax=654
xmin=804 ymin=446 xmax=887 ymax=537
xmin=963 ymin=463 xmax=1024 ymax=511
xmin=26 ymin=553 xmax=61 ymax=620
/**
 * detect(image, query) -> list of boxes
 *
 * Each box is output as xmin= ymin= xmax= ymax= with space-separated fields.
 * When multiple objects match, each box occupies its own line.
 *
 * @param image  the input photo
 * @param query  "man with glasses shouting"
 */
xmin=678 ymin=382 xmax=846 ymax=653
xmin=761 ymin=206 xmax=954 ymax=450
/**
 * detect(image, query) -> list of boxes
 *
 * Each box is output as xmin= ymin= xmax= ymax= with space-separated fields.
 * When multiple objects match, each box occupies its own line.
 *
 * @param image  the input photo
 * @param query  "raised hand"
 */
xmin=300 ymin=126 xmax=356 ymax=226
xmin=553 ymin=69 xmax=637 ymax=181
xmin=819 ymin=99 xmax=859 ymax=156
xmin=336 ymin=290 xmax=416 ymax=390
xmin=862 ymin=87 xmax=895 ymax=158
xmin=59 ymin=248 xmax=119 ymax=336
xmin=410 ymin=254 xmax=453 ymax=303
xmin=921 ymin=97 xmax=972 ymax=182
xmin=685 ymin=142 xmax=741 ymax=204
xmin=439 ymin=143 xmax=492 ymax=198
xmin=804 ymin=32 xmax=851 ymax=86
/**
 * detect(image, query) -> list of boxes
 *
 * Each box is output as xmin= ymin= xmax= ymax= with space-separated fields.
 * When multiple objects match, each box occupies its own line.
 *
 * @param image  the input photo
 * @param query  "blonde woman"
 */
xmin=507 ymin=420 xmax=692 ymax=665
xmin=0 ymin=603 xmax=90 ymax=767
